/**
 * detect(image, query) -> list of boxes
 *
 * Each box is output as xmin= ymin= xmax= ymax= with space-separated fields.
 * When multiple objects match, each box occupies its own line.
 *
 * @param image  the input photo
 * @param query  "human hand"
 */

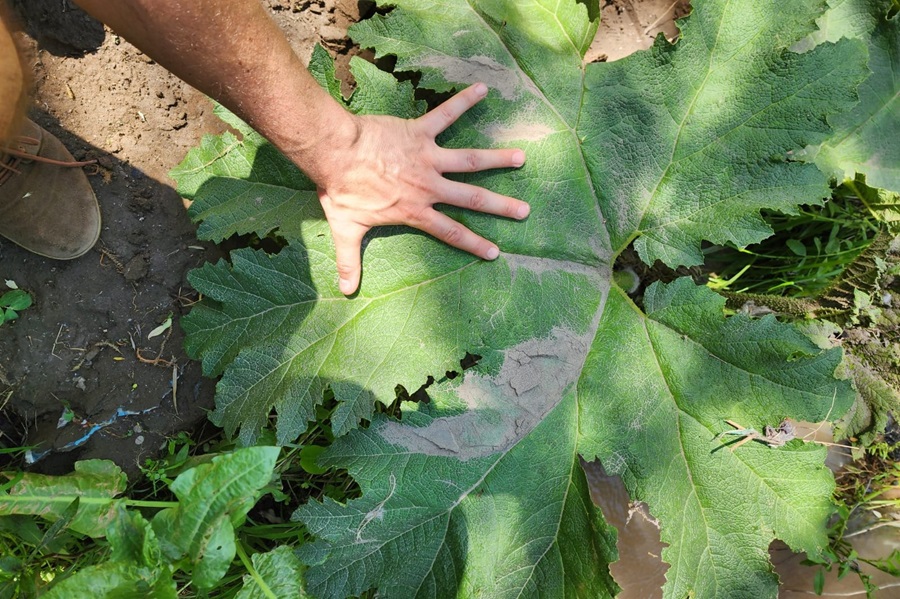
xmin=315 ymin=83 xmax=529 ymax=295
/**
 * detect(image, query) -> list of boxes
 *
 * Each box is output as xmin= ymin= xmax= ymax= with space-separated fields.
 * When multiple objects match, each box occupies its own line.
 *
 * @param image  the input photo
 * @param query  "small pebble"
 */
xmin=134 ymin=435 xmax=145 ymax=446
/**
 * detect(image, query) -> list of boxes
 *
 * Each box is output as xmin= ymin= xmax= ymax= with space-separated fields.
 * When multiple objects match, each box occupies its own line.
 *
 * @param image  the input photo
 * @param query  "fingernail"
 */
xmin=485 ymin=246 xmax=499 ymax=260
xmin=517 ymin=203 xmax=530 ymax=219
xmin=512 ymin=150 xmax=525 ymax=167
xmin=339 ymin=278 xmax=353 ymax=294
xmin=474 ymin=83 xmax=488 ymax=97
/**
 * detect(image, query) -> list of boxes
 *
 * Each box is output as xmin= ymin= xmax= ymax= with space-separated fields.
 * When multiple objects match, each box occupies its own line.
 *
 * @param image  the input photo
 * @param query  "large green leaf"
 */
xmin=0 ymin=460 xmax=126 ymax=537
xmin=296 ymin=381 xmax=619 ymax=599
xmin=796 ymin=0 xmax=900 ymax=192
xmin=179 ymin=54 xmax=428 ymax=443
xmin=577 ymin=280 xmax=846 ymax=598
xmin=173 ymin=0 xmax=870 ymax=596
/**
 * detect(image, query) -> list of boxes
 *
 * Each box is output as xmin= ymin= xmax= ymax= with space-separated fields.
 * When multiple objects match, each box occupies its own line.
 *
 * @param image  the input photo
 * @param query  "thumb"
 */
xmin=331 ymin=221 xmax=367 ymax=296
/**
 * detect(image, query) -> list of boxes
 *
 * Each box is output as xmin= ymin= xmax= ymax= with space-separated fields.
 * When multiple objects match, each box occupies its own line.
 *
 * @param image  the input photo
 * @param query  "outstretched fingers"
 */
xmin=330 ymin=220 xmax=368 ymax=296
xmin=439 ymin=180 xmax=530 ymax=220
xmin=418 ymin=82 xmax=489 ymax=137
xmin=439 ymin=147 xmax=526 ymax=173
xmin=324 ymin=84 xmax=531 ymax=295
xmin=418 ymin=209 xmax=499 ymax=261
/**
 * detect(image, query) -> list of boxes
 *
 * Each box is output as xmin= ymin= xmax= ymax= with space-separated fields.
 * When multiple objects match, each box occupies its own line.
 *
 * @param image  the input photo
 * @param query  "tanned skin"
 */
xmin=73 ymin=0 xmax=529 ymax=295
xmin=0 ymin=6 xmax=27 ymax=143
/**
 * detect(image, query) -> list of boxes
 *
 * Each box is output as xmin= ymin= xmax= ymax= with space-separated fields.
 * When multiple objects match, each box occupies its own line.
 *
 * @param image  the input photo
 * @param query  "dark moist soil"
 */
xmin=0 ymin=0 xmax=686 ymax=478
xmin=0 ymin=0 xmax=367 ymax=478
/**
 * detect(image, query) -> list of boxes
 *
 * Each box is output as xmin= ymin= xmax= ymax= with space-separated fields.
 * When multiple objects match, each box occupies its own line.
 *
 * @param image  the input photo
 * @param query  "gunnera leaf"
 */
xmin=796 ymin=0 xmax=900 ymax=192
xmin=173 ymin=0 xmax=869 ymax=596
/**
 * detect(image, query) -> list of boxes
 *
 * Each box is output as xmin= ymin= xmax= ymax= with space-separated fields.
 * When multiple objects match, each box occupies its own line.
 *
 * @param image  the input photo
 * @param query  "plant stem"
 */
xmin=235 ymin=541 xmax=277 ymax=599
xmin=843 ymin=520 xmax=900 ymax=539
xmin=123 ymin=499 xmax=179 ymax=508
xmin=0 ymin=495 xmax=178 ymax=509
xmin=845 ymin=179 xmax=880 ymax=222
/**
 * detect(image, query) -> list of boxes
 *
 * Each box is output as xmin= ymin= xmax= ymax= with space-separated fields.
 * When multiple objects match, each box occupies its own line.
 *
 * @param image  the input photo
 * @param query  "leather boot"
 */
xmin=0 ymin=119 xmax=100 ymax=259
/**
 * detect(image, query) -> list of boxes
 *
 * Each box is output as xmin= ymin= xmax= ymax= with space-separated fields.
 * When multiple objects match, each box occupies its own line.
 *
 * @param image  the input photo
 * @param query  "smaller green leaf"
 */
xmin=191 ymin=519 xmax=235 ymax=590
xmin=0 ymin=290 xmax=30 ymax=311
xmin=838 ymin=554 xmax=854 ymax=579
xmin=834 ymin=353 xmax=900 ymax=444
xmin=151 ymin=447 xmax=279 ymax=590
xmin=308 ymin=44 xmax=345 ymax=103
xmin=786 ymin=239 xmax=808 ymax=256
xmin=0 ymin=515 xmax=52 ymax=547
xmin=814 ymin=568 xmax=825 ymax=595
xmin=35 ymin=497 xmax=80 ymax=554
xmin=0 ymin=556 xmax=20 ymax=574
xmin=298 ymin=445 xmax=328 ymax=475
xmin=42 ymin=561 xmax=177 ymax=599
xmin=236 ymin=546 xmax=308 ymax=599
xmin=147 ymin=315 xmax=173 ymax=339
xmin=107 ymin=504 xmax=163 ymax=568
xmin=44 ymin=504 xmax=176 ymax=599
xmin=866 ymin=548 xmax=900 ymax=575
xmin=1 ymin=309 xmax=16 ymax=323
xmin=0 ymin=460 xmax=127 ymax=537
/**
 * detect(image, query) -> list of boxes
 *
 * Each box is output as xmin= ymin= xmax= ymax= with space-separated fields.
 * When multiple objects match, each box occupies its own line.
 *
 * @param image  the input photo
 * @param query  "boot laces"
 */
xmin=0 ymin=134 xmax=97 ymax=186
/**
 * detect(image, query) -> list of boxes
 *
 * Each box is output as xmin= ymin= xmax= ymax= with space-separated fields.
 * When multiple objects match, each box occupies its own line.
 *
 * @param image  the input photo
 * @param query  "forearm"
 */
xmin=73 ymin=0 xmax=528 ymax=296
xmin=72 ymin=0 xmax=356 ymax=183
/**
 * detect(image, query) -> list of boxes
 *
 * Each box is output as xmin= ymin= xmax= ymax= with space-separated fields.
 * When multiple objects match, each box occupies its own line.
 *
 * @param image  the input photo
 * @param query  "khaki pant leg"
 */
xmin=0 ymin=5 xmax=27 ymax=144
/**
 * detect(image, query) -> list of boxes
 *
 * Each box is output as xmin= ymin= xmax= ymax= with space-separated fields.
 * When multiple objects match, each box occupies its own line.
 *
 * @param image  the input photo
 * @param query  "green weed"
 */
xmin=706 ymin=178 xmax=898 ymax=297
xmin=0 ymin=289 xmax=31 ymax=327
xmin=0 ymin=447 xmax=109 ymax=598
xmin=803 ymin=454 xmax=900 ymax=597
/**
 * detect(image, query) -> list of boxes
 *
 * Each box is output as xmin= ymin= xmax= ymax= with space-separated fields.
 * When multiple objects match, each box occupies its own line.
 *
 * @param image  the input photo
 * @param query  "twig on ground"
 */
xmin=51 ymin=324 xmax=65 ymax=359
xmin=136 ymin=327 xmax=175 ymax=368
xmin=643 ymin=0 xmax=682 ymax=35
xmin=716 ymin=419 xmax=796 ymax=450
xmin=172 ymin=364 xmax=178 ymax=415
xmin=98 ymin=245 xmax=125 ymax=273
